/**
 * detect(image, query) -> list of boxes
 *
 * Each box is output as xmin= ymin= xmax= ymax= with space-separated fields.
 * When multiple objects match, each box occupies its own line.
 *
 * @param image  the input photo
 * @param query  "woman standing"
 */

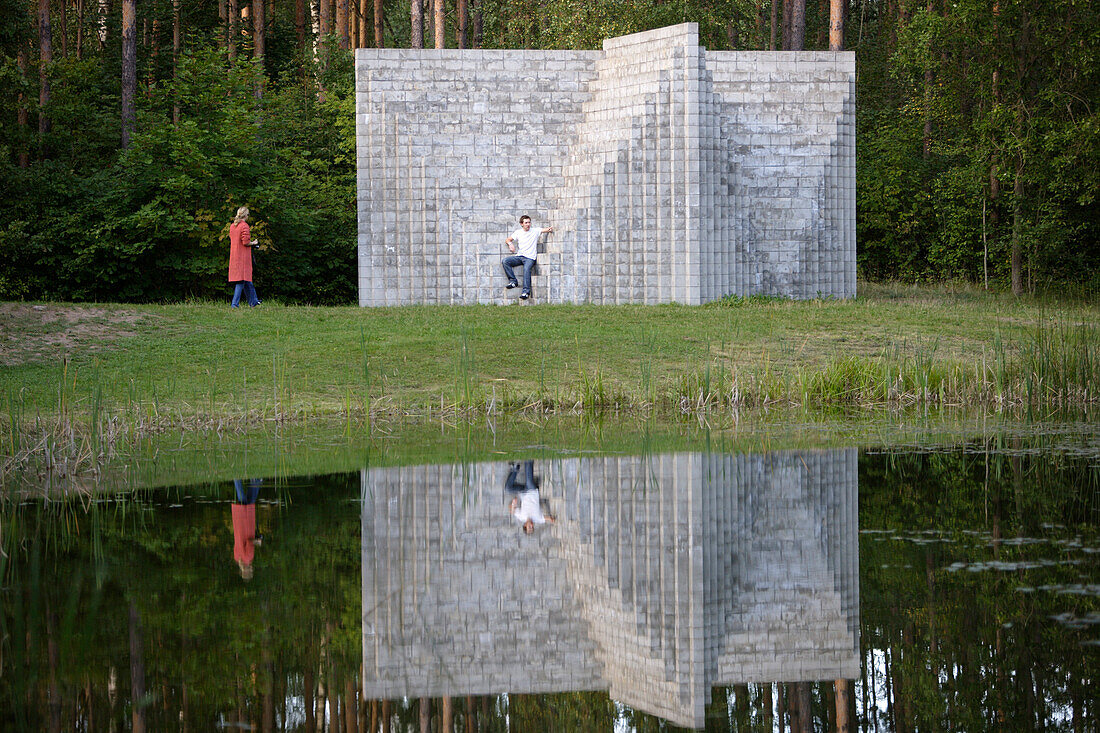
xmin=228 ymin=206 xmax=261 ymax=308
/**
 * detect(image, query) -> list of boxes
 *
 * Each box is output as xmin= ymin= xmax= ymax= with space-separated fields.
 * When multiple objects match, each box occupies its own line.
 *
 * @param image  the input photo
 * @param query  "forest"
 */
xmin=1 ymin=0 xmax=1098 ymax=304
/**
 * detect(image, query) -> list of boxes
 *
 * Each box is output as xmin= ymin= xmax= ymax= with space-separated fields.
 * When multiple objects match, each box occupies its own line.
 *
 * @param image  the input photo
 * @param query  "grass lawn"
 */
xmin=1 ymin=282 xmax=1098 ymax=427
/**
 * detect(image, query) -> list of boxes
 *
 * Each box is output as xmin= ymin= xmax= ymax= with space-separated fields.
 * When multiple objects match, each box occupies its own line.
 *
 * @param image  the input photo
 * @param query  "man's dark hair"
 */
xmin=519 ymin=215 xmax=531 ymax=224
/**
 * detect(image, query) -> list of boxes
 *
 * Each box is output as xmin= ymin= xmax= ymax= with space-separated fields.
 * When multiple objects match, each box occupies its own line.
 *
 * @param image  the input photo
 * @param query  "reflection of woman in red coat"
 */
xmin=232 ymin=479 xmax=263 ymax=579
xmin=228 ymin=206 xmax=261 ymax=308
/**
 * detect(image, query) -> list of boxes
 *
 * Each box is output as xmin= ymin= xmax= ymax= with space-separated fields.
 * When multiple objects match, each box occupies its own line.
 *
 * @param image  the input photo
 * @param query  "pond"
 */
xmin=2 ymin=418 xmax=1098 ymax=731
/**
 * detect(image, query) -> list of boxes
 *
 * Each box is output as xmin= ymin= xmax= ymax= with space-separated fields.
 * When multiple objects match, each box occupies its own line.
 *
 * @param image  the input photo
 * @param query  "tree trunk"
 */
xmin=46 ymin=603 xmax=61 ymax=733
xmin=756 ymin=1 xmax=765 ymax=49
xmin=457 ymin=0 xmax=467 ymax=47
xmin=296 ymin=0 xmax=307 ymax=48
xmin=1011 ymin=152 xmax=1024 ymax=295
xmin=886 ymin=0 xmax=897 ymax=52
xmin=798 ymin=682 xmax=813 ymax=732
xmin=817 ymin=0 xmax=827 ymax=48
xmin=252 ymin=0 xmax=264 ymax=99
xmin=374 ymin=0 xmax=383 ymax=46
xmin=38 ymin=0 xmax=52 ymax=143
xmin=336 ymin=0 xmax=349 ymax=48
xmin=128 ymin=602 xmax=146 ymax=733
xmin=253 ymin=0 xmax=266 ymax=58
xmin=77 ymin=0 xmax=85 ymax=57
xmin=320 ymin=0 xmax=332 ymax=41
xmin=769 ymin=0 xmax=777 ymax=49
xmin=305 ymin=666 xmax=315 ymax=732
xmin=180 ymin=631 xmax=190 ymax=733
xmin=359 ymin=0 xmax=369 ymax=46
xmin=97 ymin=0 xmax=108 ymax=49
xmin=829 ymin=0 xmax=843 ymax=50
xmin=344 ymin=680 xmax=357 ymax=733
xmin=172 ymin=0 xmax=180 ymax=123
xmin=410 ymin=0 xmax=422 ymax=48
xmin=472 ymin=0 xmax=481 ymax=47
xmin=781 ymin=0 xmax=791 ymax=49
xmin=16 ymin=48 xmax=29 ymax=167
xmin=921 ymin=0 xmax=934 ymax=158
xmin=789 ymin=0 xmax=805 ymax=50
xmin=121 ymin=0 xmax=136 ymax=148
xmin=358 ymin=668 xmax=368 ymax=733
xmin=419 ymin=698 xmax=430 ymax=732
xmin=442 ymin=696 xmax=453 ymax=731
xmin=217 ymin=0 xmax=226 ymax=49
xmin=59 ymin=0 xmax=69 ymax=57
xmin=147 ymin=2 xmax=162 ymax=98
xmin=835 ymin=679 xmax=852 ymax=732
xmin=229 ymin=0 xmax=239 ymax=58
xmin=349 ymin=1 xmax=357 ymax=47
xmin=433 ymin=0 xmax=444 ymax=48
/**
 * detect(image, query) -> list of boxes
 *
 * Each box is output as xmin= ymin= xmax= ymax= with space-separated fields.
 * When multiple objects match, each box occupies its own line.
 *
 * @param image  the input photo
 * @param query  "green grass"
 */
xmin=1 ymin=282 xmax=1098 ymax=435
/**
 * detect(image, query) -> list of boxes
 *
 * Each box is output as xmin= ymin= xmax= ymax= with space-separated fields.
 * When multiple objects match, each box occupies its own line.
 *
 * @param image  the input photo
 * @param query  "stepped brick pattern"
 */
xmin=355 ymin=24 xmax=856 ymax=305
xmin=360 ymin=449 xmax=859 ymax=729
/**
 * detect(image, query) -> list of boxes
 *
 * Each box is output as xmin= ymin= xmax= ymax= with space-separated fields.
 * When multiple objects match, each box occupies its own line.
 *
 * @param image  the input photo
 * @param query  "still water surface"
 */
xmin=2 ymin=433 xmax=1098 ymax=730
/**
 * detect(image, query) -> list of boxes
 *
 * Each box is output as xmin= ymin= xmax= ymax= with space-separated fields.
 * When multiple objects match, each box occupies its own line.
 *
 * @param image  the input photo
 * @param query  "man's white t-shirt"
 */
xmin=512 ymin=489 xmax=547 ymax=525
xmin=510 ymin=227 xmax=540 ymax=260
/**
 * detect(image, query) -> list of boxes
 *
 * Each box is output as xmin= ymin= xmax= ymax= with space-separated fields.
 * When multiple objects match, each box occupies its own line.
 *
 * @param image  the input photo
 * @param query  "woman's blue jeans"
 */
xmin=231 ymin=281 xmax=260 ymax=308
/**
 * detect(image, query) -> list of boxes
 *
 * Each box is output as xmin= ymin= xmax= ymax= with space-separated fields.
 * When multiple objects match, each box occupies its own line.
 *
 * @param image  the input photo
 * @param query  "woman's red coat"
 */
xmin=228 ymin=221 xmax=252 ymax=282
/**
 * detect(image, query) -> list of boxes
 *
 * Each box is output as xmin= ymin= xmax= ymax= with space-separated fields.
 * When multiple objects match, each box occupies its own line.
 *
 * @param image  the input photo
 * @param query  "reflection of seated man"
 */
xmin=232 ymin=479 xmax=263 ymax=580
xmin=505 ymin=461 xmax=555 ymax=534
xmin=504 ymin=460 xmax=539 ymax=494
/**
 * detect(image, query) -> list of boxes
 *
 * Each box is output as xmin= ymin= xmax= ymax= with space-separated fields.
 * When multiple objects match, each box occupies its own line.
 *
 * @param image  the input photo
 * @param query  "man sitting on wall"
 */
xmin=502 ymin=215 xmax=553 ymax=300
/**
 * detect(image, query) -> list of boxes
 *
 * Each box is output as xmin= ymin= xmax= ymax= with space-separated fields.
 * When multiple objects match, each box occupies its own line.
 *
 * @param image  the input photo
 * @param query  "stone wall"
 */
xmin=360 ymin=449 xmax=859 ymax=728
xmin=355 ymin=24 xmax=855 ymax=305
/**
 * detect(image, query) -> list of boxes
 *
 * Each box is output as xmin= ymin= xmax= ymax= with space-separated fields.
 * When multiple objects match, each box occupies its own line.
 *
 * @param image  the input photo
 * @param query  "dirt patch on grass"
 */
xmin=0 ymin=303 xmax=157 ymax=366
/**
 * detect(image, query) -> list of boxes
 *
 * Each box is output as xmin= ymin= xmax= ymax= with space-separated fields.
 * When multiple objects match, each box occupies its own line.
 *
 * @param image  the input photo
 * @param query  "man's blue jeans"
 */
xmin=231 ymin=281 xmax=260 ymax=308
xmin=502 ymin=255 xmax=535 ymax=294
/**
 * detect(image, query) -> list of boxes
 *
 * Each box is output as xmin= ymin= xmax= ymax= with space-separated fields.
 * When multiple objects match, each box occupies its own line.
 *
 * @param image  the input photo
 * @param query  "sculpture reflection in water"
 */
xmin=360 ymin=450 xmax=858 ymax=729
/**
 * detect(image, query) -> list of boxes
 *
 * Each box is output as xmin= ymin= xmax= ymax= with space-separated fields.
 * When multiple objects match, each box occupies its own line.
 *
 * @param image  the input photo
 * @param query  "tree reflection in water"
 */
xmin=1 ymin=444 xmax=1096 ymax=731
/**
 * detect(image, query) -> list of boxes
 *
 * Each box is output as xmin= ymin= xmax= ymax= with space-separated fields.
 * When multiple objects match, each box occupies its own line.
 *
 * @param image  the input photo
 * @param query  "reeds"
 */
xmin=3 ymin=316 xmax=1098 ymax=494
xmin=665 ymin=319 xmax=1098 ymax=411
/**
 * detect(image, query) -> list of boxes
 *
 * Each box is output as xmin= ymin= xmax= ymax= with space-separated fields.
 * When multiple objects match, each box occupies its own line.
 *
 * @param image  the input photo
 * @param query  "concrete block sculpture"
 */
xmin=360 ymin=449 xmax=859 ymax=728
xmin=356 ymin=23 xmax=856 ymax=305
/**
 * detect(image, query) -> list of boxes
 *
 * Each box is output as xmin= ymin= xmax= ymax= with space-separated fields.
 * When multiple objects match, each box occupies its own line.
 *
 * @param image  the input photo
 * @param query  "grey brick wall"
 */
xmin=355 ymin=24 xmax=855 ymax=305
xmin=360 ymin=449 xmax=859 ymax=728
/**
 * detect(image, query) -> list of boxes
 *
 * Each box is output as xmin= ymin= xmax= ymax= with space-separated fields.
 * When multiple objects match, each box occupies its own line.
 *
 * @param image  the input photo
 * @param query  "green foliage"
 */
xmin=0 ymin=12 xmax=356 ymax=304
xmin=0 ymin=474 xmax=365 ymax=729
xmin=857 ymin=0 xmax=1100 ymax=289
xmin=2 ymin=0 xmax=1099 ymax=301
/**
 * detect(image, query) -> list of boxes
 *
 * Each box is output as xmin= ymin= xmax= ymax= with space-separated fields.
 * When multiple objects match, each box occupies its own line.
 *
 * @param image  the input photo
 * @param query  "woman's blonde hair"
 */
xmin=233 ymin=206 xmax=250 ymax=223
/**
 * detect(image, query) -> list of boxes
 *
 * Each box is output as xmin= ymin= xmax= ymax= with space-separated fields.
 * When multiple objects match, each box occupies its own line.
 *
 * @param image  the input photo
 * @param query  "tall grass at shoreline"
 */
xmin=672 ymin=321 xmax=1098 ymax=411
xmin=4 ymin=317 xmax=1096 ymax=490
xmin=2 ymin=286 xmax=1099 ymax=490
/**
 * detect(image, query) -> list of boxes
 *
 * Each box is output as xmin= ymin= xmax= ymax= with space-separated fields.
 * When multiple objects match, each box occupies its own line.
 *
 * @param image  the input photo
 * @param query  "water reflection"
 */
xmin=360 ymin=450 xmax=859 ymax=729
xmin=6 ymin=437 xmax=1093 ymax=730
xmin=232 ymin=478 xmax=264 ymax=579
